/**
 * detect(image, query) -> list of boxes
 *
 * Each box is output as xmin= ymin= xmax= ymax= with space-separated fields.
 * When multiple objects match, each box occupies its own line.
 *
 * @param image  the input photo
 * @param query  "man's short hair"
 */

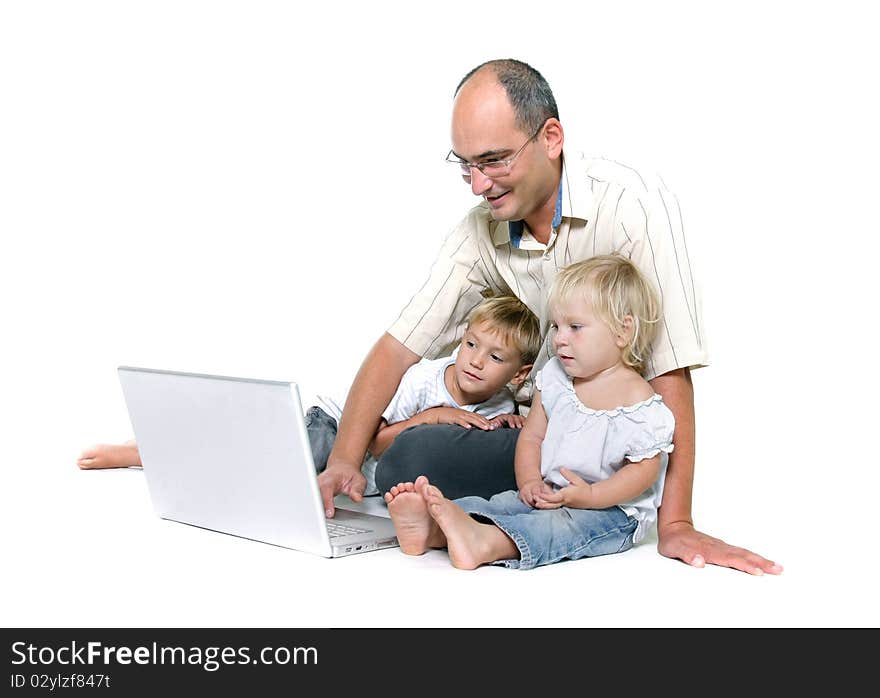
xmin=466 ymin=295 xmax=542 ymax=366
xmin=455 ymin=58 xmax=559 ymax=136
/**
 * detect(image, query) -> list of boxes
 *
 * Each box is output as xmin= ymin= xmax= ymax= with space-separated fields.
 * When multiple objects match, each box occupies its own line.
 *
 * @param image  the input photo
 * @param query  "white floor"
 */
xmin=2 ymin=429 xmax=874 ymax=629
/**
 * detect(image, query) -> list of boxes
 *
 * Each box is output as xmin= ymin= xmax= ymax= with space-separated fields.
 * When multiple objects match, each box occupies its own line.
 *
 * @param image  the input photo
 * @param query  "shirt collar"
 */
xmin=492 ymin=150 xmax=591 ymax=248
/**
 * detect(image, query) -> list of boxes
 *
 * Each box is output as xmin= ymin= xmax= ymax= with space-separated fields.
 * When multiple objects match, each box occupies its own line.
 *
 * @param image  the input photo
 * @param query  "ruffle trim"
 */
xmin=564 ymin=386 xmax=666 ymax=417
xmin=626 ymin=443 xmax=675 ymax=462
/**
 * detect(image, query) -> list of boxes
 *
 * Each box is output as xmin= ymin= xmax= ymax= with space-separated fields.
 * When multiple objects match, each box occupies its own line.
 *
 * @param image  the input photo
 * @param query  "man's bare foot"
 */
xmin=384 ymin=476 xmax=445 ymax=555
xmin=423 ymin=481 xmax=518 ymax=570
xmin=77 ymin=441 xmax=141 ymax=470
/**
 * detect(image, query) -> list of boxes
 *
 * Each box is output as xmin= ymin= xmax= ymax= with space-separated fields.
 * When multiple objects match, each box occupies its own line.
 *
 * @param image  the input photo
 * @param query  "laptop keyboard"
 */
xmin=326 ymin=521 xmax=372 ymax=538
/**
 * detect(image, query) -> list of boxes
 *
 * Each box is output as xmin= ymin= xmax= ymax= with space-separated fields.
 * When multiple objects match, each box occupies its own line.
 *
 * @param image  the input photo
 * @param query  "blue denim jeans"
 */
xmin=304 ymin=405 xmax=380 ymax=495
xmin=455 ymin=490 xmax=638 ymax=570
xmin=304 ymin=405 xmax=338 ymax=473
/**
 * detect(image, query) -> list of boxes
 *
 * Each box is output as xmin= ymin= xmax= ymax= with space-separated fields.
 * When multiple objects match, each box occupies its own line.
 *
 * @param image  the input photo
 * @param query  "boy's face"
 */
xmin=454 ymin=322 xmax=531 ymax=400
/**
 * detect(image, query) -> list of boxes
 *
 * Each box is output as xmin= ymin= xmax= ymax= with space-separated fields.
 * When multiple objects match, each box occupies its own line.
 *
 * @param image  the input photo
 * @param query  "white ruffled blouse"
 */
xmin=536 ymin=357 xmax=676 ymax=543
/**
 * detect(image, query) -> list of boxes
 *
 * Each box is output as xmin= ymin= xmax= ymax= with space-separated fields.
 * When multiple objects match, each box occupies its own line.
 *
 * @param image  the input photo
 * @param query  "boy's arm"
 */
xmin=369 ymin=408 xmax=494 ymax=457
xmin=367 ymin=419 xmax=394 ymax=457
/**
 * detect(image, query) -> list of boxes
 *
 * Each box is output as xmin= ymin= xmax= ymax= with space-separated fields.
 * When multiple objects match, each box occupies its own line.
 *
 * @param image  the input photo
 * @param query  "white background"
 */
xmin=1 ymin=1 xmax=877 ymax=627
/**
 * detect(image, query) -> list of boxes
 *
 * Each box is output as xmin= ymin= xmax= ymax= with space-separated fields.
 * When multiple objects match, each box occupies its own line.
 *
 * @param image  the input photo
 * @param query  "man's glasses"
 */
xmin=445 ymin=122 xmax=546 ymax=179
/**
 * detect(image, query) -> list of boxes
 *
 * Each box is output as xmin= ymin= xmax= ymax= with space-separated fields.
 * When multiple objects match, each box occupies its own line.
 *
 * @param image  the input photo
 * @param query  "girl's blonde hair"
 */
xmin=548 ymin=254 xmax=661 ymax=372
xmin=467 ymin=295 xmax=542 ymax=366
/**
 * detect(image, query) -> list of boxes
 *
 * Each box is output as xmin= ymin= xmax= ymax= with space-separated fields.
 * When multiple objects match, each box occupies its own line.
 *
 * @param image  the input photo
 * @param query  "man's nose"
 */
xmin=469 ymin=168 xmax=493 ymax=196
xmin=469 ymin=353 xmax=485 ymax=369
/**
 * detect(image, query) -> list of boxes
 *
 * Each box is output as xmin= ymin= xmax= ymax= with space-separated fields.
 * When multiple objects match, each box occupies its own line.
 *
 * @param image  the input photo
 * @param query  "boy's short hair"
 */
xmin=548 ymin=254 xmax=661 ymax=372
xmin=466 ymin=295 xmax=541 ymax=366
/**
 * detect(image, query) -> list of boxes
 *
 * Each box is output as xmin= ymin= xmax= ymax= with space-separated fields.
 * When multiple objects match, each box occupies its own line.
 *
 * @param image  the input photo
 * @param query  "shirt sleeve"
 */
xmin=381 ymin=362 xmax=431 ymax=424
xmin=534 ymin=366 xmax=547 ymax=392
xmin=614 ymin=177 xmax=709 ymax=380
xmin=533 ymin=358 xmax=563 ymax=415
xmin=387 ymin=207 xmax=496 ymax=360
xmin=472 ymin=387 xmax=515 ymax=418
xmin=623 ymin=400 xmax=676 ymax=463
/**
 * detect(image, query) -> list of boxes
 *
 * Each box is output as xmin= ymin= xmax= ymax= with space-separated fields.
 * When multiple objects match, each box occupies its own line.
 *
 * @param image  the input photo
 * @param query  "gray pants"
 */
xmin=374 ymin=424 xmax=518 ymax=500
xmin=306 ymin=407 xmax=519 ymax=500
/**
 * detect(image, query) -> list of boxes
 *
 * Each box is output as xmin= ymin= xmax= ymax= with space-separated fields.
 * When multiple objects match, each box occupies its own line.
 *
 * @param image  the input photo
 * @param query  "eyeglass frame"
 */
xmin=445 ymin=120 xmax=547 ymax=178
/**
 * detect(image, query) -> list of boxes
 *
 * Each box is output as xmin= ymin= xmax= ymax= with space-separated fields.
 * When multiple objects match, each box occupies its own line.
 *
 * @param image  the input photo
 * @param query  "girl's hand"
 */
xmin=534 ymin=468 xmax=593 ymax=509
xmin=518 ymin=478 xmax=554 ymax=507
xmin=489 ymin=413 xmax=525 ymax=429
xmin=558 ymin=467 xmax=594 ymax=508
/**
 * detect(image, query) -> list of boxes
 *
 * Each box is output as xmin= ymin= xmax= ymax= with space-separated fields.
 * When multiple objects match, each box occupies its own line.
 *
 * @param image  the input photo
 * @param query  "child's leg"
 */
xmin=422 ymin=481 xmax=518 ymax=570
xmin=77 ymin=440 xmax=141 ymax=469
xmin=442 ymin=492 xmax=638 ymax=570
xmin=305 ymin=406 xmax=337 ymax=473
xmin=375 ymin=425 xmax=518 ymax=500
xmin=76 ymin=405 xmax=340 ymax=473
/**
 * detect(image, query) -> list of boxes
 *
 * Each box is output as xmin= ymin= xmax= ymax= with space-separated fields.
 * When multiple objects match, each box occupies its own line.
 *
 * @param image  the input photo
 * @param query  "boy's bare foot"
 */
xmin=423 ymin=480 xmax=518 ymax=570
xmin=77 ymin=441 xmax=141 ymax=469
xmin=384 ymin=476 xmax=445 ymax=555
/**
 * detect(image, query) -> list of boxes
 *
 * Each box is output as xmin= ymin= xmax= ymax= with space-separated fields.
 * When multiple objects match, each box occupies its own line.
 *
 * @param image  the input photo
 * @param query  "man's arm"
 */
xmin=650 ymin=368 xmax=783 ymax=575
xmin=318 ymin=333 xmax=420 ymax=517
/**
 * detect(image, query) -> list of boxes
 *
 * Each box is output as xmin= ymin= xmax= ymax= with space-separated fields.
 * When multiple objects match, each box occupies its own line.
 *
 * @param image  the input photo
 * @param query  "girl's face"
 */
xmin=550 ymin=299 xmax=624 ymax=380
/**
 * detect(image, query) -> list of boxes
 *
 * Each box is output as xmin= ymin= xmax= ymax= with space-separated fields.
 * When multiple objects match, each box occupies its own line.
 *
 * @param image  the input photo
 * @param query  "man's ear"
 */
xmin=509 ymin=364 xmax=534 ymax=386
xmin=616 ymin=316 xmax=635 ymax=348
xmin=542 ymin=118 xmax=564 ymax=160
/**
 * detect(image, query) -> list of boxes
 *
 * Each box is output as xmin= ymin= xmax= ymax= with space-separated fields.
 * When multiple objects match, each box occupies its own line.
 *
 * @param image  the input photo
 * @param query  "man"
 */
xmin=318 ymin=59 xmax=781 ymax=576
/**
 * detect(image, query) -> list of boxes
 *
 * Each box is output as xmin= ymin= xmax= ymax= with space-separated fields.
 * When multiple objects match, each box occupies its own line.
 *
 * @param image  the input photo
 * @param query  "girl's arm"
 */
xmin=514 ymin=391 xmax=553 ymax=506
xmin=537 ymin=456 xmax=662 ymax=510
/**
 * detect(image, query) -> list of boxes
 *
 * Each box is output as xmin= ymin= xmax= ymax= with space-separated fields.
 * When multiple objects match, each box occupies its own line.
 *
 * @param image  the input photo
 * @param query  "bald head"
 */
xmin=455 ymin=59 xmax=559 ymax=136
xmin=449 ymin=60 xmax=565 ymax=231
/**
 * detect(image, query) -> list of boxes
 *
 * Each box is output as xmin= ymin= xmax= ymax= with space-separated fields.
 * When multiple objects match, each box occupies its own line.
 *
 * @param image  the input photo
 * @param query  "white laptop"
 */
xmin=117 ymin=366 xmax=399 ymax=557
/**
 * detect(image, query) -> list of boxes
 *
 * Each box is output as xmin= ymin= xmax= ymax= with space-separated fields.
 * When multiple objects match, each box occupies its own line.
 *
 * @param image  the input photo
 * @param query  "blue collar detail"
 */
xmin=507 ymin=175 xmax=564 ymax=248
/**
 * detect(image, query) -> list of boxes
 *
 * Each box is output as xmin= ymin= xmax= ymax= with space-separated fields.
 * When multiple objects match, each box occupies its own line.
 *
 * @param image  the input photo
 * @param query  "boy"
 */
xmin=78 ymin=296 xmax=541 ymax=496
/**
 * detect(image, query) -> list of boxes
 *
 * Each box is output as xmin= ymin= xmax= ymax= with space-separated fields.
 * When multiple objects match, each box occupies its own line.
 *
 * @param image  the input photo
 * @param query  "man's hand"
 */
xmin=489 ymin=413 xmax=525 ymax=429
xmin=658 ymin=521 xmax=784 ymax=576
xmin=317 ymin=464 xmax=367 ymax=518
xmin=418 ymin=407 xmax=495 ymax=430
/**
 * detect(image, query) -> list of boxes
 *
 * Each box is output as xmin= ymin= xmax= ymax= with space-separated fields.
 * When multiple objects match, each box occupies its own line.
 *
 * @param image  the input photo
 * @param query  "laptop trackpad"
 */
xmin=333 ymin=494 xmax=391 ymax=518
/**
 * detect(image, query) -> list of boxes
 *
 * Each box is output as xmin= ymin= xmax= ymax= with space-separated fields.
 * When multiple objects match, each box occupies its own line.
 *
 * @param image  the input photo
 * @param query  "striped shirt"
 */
xmin=388 ymin=151 xmax=709 ymax=401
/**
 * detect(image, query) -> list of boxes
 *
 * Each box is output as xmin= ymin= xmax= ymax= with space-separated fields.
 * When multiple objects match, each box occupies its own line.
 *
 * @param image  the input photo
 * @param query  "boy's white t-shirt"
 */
xmin=380 ymin=348 xmax=515 ymax=424
xmin=317 ymin=347 xmax=516 ymax=495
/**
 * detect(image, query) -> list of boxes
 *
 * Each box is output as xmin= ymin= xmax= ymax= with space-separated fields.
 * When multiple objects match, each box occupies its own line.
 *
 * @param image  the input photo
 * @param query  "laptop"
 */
xmin=117 ymin=366 xmax=399 ymax=557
